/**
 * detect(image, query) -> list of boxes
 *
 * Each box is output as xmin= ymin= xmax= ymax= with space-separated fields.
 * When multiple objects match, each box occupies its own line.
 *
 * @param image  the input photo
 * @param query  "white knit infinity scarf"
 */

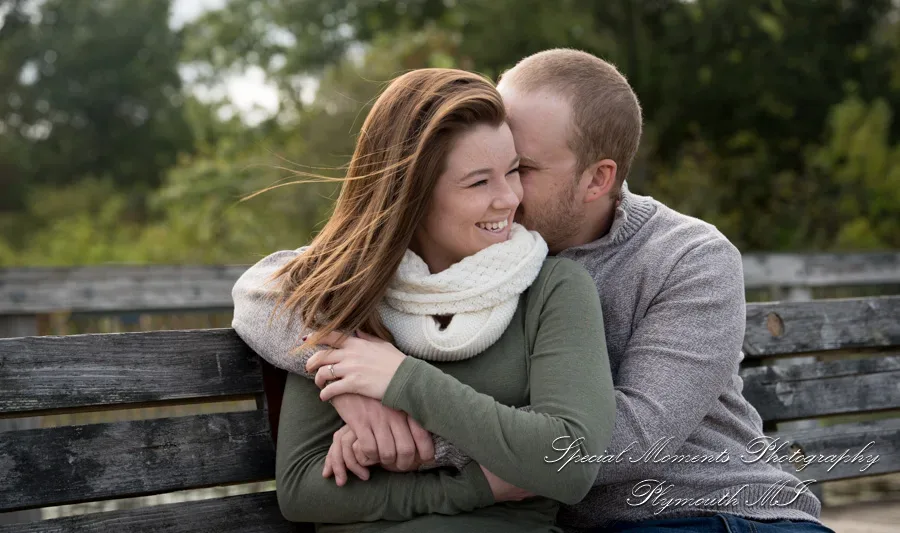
xmin=377 ymin=223 xmax=548 ymax=361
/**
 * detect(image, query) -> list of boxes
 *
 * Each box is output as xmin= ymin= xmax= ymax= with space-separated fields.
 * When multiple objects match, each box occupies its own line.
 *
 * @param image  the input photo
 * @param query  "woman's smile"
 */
xmin=476 ymin=216 xmax=512 ymax=239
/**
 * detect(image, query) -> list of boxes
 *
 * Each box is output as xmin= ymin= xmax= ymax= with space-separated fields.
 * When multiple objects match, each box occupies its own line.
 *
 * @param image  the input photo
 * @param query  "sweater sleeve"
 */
xmin=592 ymin=235 xmax=747 ymax=486
xmin=231 ymin=247 xmax=317 ymax=378
xmin=382 ymin=259 xmax=616 ymax=506
xmin=275 ymin=373 xmax=495 ymax=524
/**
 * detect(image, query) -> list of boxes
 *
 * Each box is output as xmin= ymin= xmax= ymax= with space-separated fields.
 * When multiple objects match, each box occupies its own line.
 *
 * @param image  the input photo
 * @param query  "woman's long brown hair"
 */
xmin=269 ymin=68 xmax=506 ymax=351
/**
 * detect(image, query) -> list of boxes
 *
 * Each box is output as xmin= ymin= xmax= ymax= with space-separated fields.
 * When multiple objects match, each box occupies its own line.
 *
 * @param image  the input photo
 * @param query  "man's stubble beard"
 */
xmin=516 ymin=185 xmax=583 ymax=253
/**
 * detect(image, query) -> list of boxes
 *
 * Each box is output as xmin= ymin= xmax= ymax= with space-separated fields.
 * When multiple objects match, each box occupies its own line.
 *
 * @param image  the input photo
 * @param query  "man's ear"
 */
xmin=582 ymin=158 xmax=617 ymax=203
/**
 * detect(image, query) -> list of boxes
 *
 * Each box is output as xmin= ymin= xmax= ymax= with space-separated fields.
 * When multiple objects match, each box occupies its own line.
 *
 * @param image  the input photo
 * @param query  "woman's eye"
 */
xmin=507 ymin=167 xmax=521 ymax=176
xmin=471 ymin=180 xmax=487 ymax=187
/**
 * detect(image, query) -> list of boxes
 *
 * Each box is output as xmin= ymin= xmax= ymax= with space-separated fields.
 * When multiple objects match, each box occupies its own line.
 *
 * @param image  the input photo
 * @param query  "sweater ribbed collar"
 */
xmin=559 ymin=181 xmax=657 ymax=257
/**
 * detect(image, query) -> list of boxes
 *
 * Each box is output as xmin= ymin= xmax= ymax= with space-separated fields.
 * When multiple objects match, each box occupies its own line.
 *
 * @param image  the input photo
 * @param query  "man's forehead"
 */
xmin=507 ymin=116 xmax=568 ymax=163
xmin=500 ymin=90 xmax=573 ymax=162
xmin=504 ymin=93 xmax=570 ymax=131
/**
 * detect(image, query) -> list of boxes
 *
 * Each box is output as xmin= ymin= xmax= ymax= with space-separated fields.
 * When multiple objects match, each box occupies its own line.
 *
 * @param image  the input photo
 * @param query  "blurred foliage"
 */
xmin=0 ymin=0 xmax=190 ymax=213
xmin=1 ymin=0 xmax=899 ymax=267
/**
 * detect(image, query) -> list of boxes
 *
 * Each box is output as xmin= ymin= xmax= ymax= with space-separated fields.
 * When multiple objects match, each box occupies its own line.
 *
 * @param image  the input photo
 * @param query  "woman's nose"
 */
xmin=493 ymin=180 xmax=521 ymax=210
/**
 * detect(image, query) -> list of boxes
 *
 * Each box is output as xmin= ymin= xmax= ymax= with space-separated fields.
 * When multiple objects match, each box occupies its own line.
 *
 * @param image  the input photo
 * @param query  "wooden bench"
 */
xmin=1 ymin=295 xmax=898 ymax=531
xmin=2 ymin=252 xmax=899 ymax=336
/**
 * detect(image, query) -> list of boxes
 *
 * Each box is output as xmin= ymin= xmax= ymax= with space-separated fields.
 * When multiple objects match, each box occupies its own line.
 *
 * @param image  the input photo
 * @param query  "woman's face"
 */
xmin=413 ymin=122 xmax=522 ymax=273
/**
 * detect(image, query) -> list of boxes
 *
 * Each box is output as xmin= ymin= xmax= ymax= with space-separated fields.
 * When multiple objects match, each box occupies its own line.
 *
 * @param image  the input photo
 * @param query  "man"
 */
xmin=233 ymin=49 xmax=833 ymax=532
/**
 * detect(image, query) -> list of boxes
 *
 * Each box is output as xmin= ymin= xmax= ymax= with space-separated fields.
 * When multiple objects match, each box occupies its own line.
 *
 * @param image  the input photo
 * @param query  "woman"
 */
xmin=232 ymin=68 xmax=615 ymax=532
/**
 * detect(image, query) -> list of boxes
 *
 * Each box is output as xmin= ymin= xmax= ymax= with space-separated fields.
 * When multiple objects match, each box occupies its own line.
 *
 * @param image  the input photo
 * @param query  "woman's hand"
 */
xmin=324 ymin=423 xmax=433 ymax=486
xmin=305 ymin=330 xmax=407 ymax=402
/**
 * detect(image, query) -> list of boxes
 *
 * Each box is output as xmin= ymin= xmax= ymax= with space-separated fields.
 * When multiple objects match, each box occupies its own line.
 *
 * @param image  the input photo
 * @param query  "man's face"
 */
xmin=498 ymin=85 xmax=585 ymax=253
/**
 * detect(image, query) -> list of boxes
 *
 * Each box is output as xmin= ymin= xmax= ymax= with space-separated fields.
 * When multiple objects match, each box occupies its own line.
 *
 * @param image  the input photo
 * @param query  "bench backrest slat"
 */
xmin=771 ymin=419 xmax=900 ymax=482
xmin=743 ymin=296 xmax=900 ymax=357
xmin=0 ymin=330 xmax=261 ymax=415
xmin=0 ymin=411 xmax=274 ymax=513
xmin=740 ymin=355 xmax=900 ymax=421
xmin=3 ymin=253 xmax=898 ymax=315
xmin=0 ymin=265 xmax=246 ymax=314
xmin=742 ymin=252 xmax=900 ymax=288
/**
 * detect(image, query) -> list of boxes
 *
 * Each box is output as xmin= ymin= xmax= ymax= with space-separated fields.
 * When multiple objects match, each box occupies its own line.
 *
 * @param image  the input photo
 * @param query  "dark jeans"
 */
xmin=590 ymin=514 xmax=836 ymax=533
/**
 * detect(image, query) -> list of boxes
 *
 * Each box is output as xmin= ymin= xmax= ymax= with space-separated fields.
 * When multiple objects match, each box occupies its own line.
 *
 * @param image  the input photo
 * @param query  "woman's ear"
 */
xmin=582 ymin=159 xmax=617 ymax=203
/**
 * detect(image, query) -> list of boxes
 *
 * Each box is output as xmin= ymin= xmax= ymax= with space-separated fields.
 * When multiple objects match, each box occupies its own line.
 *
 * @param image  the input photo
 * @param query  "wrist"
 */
xmin=464 ymin=462 xmax=495 ymax=507
xmin=381 ymin=357 xmax=421 ymax=410
xmin=330 ymin=393 xmax=365 ymax=419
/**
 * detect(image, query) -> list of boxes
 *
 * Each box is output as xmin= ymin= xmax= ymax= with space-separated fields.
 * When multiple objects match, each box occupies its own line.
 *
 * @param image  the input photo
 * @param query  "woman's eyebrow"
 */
xmin=460 ymin=167 xmax=493 ymax=181
xmin=460 ymin=155 xmax=522 ymax=181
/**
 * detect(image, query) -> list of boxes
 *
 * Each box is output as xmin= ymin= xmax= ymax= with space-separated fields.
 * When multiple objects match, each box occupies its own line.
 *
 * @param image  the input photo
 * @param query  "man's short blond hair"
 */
xmin=500 ymin=48 xmax=643 ymax=188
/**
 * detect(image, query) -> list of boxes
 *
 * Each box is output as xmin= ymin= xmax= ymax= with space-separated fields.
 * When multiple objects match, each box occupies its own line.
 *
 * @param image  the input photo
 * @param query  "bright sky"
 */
xmin=171 ymin=0 xmax=281 ymax=124
xmin=169 ymin=0 xmax=226 ymax=28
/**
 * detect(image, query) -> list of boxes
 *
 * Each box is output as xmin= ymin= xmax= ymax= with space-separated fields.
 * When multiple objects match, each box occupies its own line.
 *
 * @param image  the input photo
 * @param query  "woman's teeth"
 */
xmin=476 ymin=219 xmax=509 ymax=232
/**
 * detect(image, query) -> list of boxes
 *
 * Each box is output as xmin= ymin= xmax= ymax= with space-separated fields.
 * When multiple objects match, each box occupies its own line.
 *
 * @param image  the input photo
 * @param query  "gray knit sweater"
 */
xmin=231 ymin=183 xmax=822 ymax=529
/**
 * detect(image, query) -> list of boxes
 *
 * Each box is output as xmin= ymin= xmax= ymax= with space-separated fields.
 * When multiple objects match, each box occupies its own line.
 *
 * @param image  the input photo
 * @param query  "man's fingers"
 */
xmin=372 ymin=417 xmax=397 ymax=466
xmin=390 ymin=417 xmax=417 ymax=471
xmin=327 ymin=437 xmax=347 ymax=486
xmin=352 ymin=440 xmax=378 ymax=466
xmin=340 ymin=431 xmax=370 ymax=481
xmin=355 ymin=330 xmax=385 ymax=343
xmin=408 ymin=417 xmax=435 ymax=464
xmin=309 ymin=330 xmax=358 ymax=349
xmin=323 ymin=455 xmax=333 ymax=478
xmin=350 ymin=426 xmax=379 ymax=466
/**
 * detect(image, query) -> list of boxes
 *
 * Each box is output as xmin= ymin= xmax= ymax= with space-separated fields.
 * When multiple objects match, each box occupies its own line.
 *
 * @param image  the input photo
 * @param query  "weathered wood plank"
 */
xmin=0 ymin=314 xmax=42 ymax=476
xmin=2 ymin=252 xmax=896 ymax=315
xmin=1 ymin=421 xmax=893 ymax=532
xmin=0 ymin=411 xmax=275 ymax=512
xmin=0 ymin=329 xmax=262 ymax=415
xmin=0 ymin=492 xmax=313 ymax=533
xmin=741 ymin=355 xmax=900 ymax=422
xmin=743 ymin=296 xmax=900 ymax=357
xmin=768 ymin=418 xmax=900 ymax=482
xmin=0 ymin=265 xmax=248 ymax=314
xmin=743 ymin=252 xmax=900 ymax=289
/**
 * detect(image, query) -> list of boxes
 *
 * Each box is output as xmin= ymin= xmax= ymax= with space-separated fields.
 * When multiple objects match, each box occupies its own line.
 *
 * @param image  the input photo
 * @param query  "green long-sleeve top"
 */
xmin=274 ymin=257 xmax=616 ymax=532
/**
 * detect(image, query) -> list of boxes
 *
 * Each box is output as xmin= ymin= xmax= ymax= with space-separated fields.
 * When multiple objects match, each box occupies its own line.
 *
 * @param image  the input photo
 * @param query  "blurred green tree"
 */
xmin=2 ymin=0 xmax=899 ymax=266
xmin=181 ymin=0 xmax=899 ymax=252
xmin=0 ymin=0 xmax=191 ymax=214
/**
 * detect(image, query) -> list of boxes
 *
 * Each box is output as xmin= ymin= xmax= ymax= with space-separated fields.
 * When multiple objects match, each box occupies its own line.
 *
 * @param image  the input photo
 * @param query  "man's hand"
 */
xmin=324 ymin=425 xmax=369 ymax=486
xmin=324 ymin=423 xmax=436 ymax=485
xmin=479 ymin=465 xmax=536 ymax=502
xmin=327 ymin=393 xmax=435 ymax=472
